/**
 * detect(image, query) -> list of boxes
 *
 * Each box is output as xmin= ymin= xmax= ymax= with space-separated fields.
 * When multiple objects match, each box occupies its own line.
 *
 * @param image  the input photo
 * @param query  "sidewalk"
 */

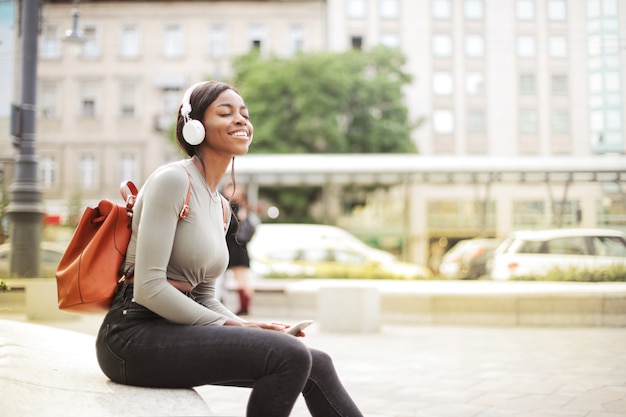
xmin=3 ymin=312 xmax=626 ymax=417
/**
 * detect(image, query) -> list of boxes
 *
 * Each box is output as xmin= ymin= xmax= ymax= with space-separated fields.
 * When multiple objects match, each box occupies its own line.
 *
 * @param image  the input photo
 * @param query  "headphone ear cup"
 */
xmin=182 ymin=119 xmax=205 ymax=145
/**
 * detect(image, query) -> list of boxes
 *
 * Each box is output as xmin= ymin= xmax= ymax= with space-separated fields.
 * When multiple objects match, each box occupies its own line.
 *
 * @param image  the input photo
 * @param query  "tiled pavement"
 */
xmin=7 ymin=313 xmax=626 ymax=417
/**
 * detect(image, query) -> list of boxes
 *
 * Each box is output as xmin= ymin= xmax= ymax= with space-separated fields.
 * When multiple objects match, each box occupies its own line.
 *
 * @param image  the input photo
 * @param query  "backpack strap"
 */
xmin=120 ymin=181 xmax=139 ymax=228
xmin=118 ymin=181 xmax=138 ymax=283
xmin=179 ymin=166 xmax=193 ymax=219
xmin=180 ymin=164 xmax=228 ymax=231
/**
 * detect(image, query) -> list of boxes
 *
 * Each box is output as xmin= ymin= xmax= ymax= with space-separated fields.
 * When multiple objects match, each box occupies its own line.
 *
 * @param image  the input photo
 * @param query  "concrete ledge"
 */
xmin=1 ymin=278 xmax=78 ymax=321
xmin=4 ymin=278 xmax=626 ymax=328
xmin=0 ymin=319 xmax=213 ymax=417
xmin=317 ymin=286 xmax=380 ymax=332
xmin=283 ymin=280 xmax=626 ymax=327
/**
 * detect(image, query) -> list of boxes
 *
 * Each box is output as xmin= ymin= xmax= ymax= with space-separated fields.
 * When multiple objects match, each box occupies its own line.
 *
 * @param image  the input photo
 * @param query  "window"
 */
xmin=163 ymin=24 xmax=183 ymax=58
xmin=605 ymin=72 xmax=620 ymax=92
xmin=249 ymin=25 xmax=266 ymax=53
xmin=551 ymin=110 xmax=570 ymax=134
xmin=551 ymin=75 xmax=568 ymax=96
xmin=433 ymin=110 xmax=454 ymax=134
xmin=520 ymin=109 xmax=538 ymax=134
xmin=288 ymin=25 xmax=305 ymax=56
xmin=351 ymin=36 xmax=363 ymax=50
xmin=162 ymin=87 xmax=181 ymax=123
xmin=347 ymin=0 xmax=367 ymax=18
xmin=467 ymin=109 xmax=486 ymax=134
xmin=432 ymin=0 xmax=452 ymax=19
xmin=380 ymin=33 xmax=400 ymax=49
xmin=80 ymin=26 xmax=100 ymax=58
xmin=119 ymin=81 xmax=136 ymax=118
xmin=545 ymin=237 xmax=589 ymax=255
xmin=466 ymin=72 xmax=485 ymax=96
xmin=519 ymin=74 xmax=536 ymax=96
xmin=41 ymin=25 xmax=60 ymax=59
xmin=432 ymin=34 xmax=453 ymax=57
xmin=79 ymin=153 xmax=98 ymax=189
xmin=465 ymin=35 xmax=485 ymax=57
xmin=591 ymin=236 xmax=626 ymax=257
xmin=39 ymin=156 xmax=57 ymax=188
xmin=603 ymin=35 xmax=620 ymax=55
xmin=380 ymin=0 xmax=399 ymax=19
xmin=209 ymin=25 xmax=226 ymax=59
xmin=301 ymin=249 xmax=330 ymax=263
xmin=464 ymin=0 xmax=483 ymax=20
xmin=433 ymin=72 xmax=453 ymax=96
xmin=589 ymin=94 xmax=603 ymax=108
xmin=606 ymin=93 xmax=621 ymax=107
xmin=80 ymin=81 xmax=98 ymax=118
xmin=587 ymin=0 xmax=600 ymax=17
xmin=602 ymin=0 xmax=618 ymax=16
xmin=549 ymin=36 xmax=567 ymax=58
xmin=590 ymin=110 xmax=603 ymax=131
xmin=39 ymin=81 xmax=58 ymax=118
xmin=268 ymin=249 xmax=298 ymax=262
xmin=119 ymin=25 xmax=139 ymax=58
xmin=588 ymin=35 xmax=601 ymax=56
xmin=517 ymin=35 xmax=536 ymax=58
xmin=547 ymin=0 xmax=567 ymax=21
xmin=589 ymin=73 xmax=602 ymax=94
xmin=606 ymin=110 xmax=622 ymax=130
xmin=333 ymin=249 xmax=366 ymax=265
xmin=119 ymin=153 xmax=137 ymax=184
xmin=513 ymin=200 xmax=546 ymax=229
xmin=516 ymin=0 xmax=535 ymax=20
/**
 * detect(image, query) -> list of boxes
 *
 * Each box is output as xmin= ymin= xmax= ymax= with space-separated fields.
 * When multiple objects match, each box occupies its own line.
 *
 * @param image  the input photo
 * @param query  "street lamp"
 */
xmin=63 ymin=0 xmax=85 ymax=44
xmin=7 ymin=0 xmax=45 ymax=277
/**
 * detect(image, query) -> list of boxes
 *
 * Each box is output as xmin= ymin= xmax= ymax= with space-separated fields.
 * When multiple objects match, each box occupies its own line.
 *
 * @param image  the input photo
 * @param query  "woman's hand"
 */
xmin=224 ymin=319 xmax=286 ymax=332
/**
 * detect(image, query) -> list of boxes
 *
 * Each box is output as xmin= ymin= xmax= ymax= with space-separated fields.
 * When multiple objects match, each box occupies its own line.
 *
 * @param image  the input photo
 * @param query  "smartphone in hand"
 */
xmin=284 ymin=320 xmax=314 ymax=336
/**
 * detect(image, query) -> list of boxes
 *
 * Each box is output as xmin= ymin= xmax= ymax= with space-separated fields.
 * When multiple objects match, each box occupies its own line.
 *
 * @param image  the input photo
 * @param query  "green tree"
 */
xmin=231 ymin=46 xmax=417 ymax=154
xmin=229 ymin=47 xmax=418 ymax=222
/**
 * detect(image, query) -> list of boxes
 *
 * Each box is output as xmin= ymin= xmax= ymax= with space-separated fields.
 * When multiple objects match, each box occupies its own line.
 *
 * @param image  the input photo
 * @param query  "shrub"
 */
xmin=511 ymin=264 xmax=626 ymax=282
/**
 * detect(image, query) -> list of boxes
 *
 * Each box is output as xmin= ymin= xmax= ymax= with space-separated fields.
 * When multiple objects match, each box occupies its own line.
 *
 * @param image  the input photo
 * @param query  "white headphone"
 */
xmin=180 ymin=82 xmax=207 ymax=146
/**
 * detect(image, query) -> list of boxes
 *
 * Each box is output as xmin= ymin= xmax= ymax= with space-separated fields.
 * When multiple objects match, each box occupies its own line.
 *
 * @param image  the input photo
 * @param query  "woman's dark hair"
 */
xmin=175 ymin=81 xmax=241 ymax=157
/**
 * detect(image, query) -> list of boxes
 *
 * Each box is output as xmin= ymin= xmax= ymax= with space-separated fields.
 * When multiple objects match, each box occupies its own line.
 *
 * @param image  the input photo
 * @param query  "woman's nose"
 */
xmin=234 ymin=112 xmax=247 ymax=124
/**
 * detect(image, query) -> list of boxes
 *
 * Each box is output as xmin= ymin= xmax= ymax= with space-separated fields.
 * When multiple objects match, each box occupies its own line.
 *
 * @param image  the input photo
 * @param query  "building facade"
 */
xmin=3 ymin=0 xmax=625 ymax=265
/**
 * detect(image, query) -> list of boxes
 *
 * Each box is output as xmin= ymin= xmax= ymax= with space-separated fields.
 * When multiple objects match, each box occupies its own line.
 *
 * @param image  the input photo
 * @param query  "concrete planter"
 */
xmin=4 ymin=279 xmax=78 ymax=321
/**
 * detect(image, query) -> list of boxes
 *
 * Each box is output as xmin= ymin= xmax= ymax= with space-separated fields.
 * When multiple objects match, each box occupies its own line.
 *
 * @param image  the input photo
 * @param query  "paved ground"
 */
xmin=5 ymin=312 xmax=626 ymax=417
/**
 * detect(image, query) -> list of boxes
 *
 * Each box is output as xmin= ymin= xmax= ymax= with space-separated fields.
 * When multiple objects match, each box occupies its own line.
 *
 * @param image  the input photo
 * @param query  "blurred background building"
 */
xmin=1 ymin=0 xmax=625 ymax=266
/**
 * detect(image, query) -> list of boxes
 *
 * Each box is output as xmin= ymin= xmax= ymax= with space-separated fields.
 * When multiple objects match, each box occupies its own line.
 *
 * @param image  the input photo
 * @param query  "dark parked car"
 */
xmin=439 ymin=238 xmax=500 ymax=279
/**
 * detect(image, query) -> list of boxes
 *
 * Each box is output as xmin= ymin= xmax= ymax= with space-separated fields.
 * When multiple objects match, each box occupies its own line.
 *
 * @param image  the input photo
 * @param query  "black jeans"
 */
xmin=96 ymin=284 xmax=363 ymax=417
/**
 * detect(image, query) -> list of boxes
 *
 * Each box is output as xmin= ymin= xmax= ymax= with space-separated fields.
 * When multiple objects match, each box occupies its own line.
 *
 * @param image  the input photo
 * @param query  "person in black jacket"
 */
xmin=223 ymin=183 xmax=259 ymax=315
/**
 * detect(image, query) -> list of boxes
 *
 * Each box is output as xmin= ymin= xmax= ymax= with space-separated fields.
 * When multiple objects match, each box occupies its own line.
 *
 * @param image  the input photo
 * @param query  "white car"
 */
xmin=248 ymin=223 xmax=396 ymax=264
xmin=489 ymin=228 xmax=626 ymax=280
xmin=247 ymin=223 xmax=431 ymax=279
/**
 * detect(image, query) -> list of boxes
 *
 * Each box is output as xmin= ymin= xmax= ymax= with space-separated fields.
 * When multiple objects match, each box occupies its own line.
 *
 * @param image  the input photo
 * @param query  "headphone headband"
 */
xmin=180 ymin=81 xmax=208 ymax=118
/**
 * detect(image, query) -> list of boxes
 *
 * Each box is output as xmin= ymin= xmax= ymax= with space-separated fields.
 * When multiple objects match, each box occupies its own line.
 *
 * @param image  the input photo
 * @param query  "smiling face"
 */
xmin=201 ymin=89 xmax=253 ymax=157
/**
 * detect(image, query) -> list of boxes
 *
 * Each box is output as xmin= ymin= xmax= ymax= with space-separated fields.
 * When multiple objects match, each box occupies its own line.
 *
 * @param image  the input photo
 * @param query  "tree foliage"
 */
xmin=229 ymin=47 xmax=418 ymax=222
xmin=230 ymin=46 xmax=417 ymax=154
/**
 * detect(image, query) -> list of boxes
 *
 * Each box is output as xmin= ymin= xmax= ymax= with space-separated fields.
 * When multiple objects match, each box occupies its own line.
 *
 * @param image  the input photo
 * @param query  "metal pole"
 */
xmin=7 ymin=0 xmax=44 ymax=277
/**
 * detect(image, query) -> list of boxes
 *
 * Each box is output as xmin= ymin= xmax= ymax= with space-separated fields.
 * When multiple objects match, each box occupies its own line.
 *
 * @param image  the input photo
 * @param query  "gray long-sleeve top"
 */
xmin=122 ymin=158 xmax=242 ymax=326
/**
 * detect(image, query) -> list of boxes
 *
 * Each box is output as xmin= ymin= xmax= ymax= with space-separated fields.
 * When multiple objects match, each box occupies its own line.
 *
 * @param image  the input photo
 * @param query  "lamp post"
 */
xmin=7 ymin=0 xmax=44 ymax=277
xmin=64 ymin=0 xmax=84 ymax=43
